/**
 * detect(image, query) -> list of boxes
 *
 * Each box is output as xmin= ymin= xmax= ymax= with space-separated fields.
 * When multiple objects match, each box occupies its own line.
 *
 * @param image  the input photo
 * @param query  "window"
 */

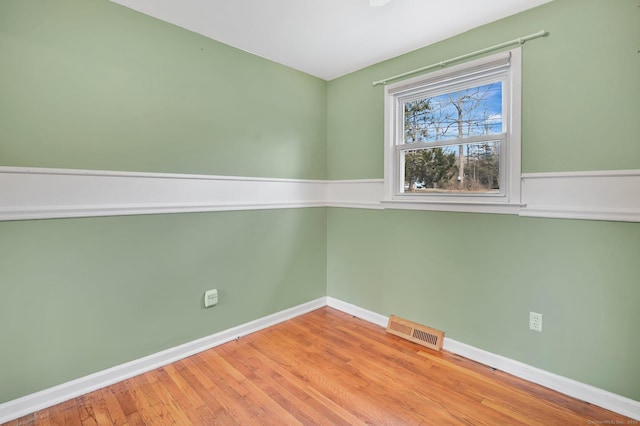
xmin=383 ymin=48 xmax=522 ymax=214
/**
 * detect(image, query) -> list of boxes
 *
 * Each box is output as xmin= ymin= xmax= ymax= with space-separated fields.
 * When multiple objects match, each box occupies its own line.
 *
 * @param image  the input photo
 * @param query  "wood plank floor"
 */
xmin=5 ymin=307 xmax=633 ymax=425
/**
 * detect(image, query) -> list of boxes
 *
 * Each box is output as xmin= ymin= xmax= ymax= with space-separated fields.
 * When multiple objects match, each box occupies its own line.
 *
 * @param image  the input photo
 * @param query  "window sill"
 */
xmin=380 ymin=199 xmax=524 ymax=215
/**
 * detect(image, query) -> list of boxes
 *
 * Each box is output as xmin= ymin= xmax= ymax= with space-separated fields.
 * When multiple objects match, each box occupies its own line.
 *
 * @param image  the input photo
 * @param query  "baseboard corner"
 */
xmin=0 ymin=296 xmax=327 ymax=424
xmin=325 ymin=297 xmax=640 ymax=421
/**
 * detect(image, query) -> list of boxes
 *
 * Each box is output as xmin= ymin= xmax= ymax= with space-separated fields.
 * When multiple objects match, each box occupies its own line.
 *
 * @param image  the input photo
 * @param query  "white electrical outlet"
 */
xmin=529 ymin=312 xmax=542 ymax=332
xmin=204 ymin=289 xmax=218 ymax=308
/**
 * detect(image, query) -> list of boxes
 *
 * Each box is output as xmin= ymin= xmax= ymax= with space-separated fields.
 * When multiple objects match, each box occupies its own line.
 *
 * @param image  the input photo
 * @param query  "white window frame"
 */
xmin=383 ymin=48 xmax=522 ymax=214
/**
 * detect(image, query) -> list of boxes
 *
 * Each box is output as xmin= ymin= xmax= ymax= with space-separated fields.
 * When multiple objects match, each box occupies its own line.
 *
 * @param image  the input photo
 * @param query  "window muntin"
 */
xmin=384 ymin=48 xmax=521 ymax=211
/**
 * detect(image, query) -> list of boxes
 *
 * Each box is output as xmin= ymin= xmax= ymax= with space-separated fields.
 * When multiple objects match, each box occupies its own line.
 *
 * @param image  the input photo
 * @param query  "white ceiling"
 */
xmin=110 ymin=0 xmax=552 ymax=81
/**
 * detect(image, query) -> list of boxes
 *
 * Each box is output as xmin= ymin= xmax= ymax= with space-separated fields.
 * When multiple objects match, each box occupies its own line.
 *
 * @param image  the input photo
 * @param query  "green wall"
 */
xmin=327 ymin=209 xmax=640 ymax=401
xmin=0 ymin=0 xmax=327 ymax=403
xmin=327 ymin=0 xmax=640 ymax=401
xmin=0 ymin=210 xmax=326 ymax=403
xmin=327 ymin=0 xmax=639 ymax=178
xmin=0 ymin=0 xmax=327 ymax=179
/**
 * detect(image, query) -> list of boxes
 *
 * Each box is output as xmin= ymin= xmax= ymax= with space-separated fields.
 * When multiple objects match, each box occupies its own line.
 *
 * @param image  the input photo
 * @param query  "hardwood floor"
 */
xmin=5 ymin=307 xmax=633 ymax=425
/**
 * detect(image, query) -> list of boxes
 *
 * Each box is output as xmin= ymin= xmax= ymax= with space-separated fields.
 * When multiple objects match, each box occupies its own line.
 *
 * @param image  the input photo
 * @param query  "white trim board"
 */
xmin=0 ymin=297 xmax=327 ymax=424
xmin=326 ymin=179 xmax=384 ymax=210
xmin=0 ymin=166 xmax=328 ymax=221
xmin=520 ymin=170 xmax=640 ymax=222
xmin=1 ymin=166 xmax=639 ymax=222
xmin=325 ymin=297 xmax=640 ymax=420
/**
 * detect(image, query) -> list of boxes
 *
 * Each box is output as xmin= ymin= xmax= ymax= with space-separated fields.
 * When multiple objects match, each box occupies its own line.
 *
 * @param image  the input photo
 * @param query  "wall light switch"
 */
xmin=204 ymin=289 xmax=218 ymax=308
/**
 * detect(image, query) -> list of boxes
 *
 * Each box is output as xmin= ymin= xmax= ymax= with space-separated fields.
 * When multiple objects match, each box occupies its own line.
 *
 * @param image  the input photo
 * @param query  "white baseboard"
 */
xmin=0 ymin=297 xmax=327 ymax=424
xmin=3 ymin=296 xmax=638 ymax=423
xmin=326 ymin=296 xmax=389 ymax=327
xmin=326 ymin=298 xmax=640 ymax=421
xmin=443 ymin=339 xmax=640 ymax=421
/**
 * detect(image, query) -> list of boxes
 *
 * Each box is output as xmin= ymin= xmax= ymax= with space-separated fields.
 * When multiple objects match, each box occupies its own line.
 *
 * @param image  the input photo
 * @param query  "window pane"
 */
xmin=403 ymin=82 xmax=502 ymax=144
xmin=403 ymin=142 xmax=500 ymax=193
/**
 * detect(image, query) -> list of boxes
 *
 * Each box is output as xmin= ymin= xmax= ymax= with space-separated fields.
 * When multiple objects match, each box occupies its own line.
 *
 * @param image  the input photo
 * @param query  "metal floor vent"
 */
xmin=386 ymin=315 xmax=444 ymax=352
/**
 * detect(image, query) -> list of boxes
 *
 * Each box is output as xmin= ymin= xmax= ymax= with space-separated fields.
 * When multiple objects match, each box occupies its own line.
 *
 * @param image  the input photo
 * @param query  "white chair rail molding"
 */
xmin=0 ymin=166 xmax=639 ymax=222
